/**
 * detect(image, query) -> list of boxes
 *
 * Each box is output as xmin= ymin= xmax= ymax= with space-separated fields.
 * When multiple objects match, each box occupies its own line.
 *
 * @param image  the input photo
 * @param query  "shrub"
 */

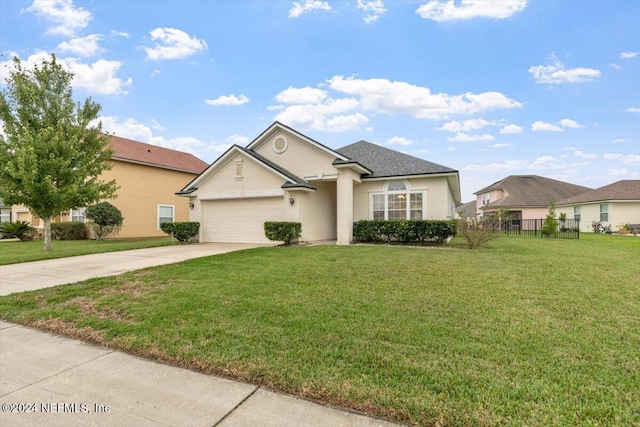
xmin=0 ymin=220 xmax=35 ymax=241
xmin=51 ymin=222 xmax=88 ymax=240
xmin=353 ymin=220 xmax=458 ymax=245
xmin=264 ymin=221 xmax=301 ymax=245
xmin=160 ymin=222 xmax=200 ymax=243
xmin=85 ymin=202 xmax=123 ymax=240
xmin=457 ymin=218 xmax=498 ymax=249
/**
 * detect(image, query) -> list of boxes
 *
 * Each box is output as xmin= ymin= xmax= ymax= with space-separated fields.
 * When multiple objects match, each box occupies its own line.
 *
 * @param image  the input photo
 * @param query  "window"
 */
xmin=370 ymin=180 xmax=425 ymax=220
xmin=70 ymin=208 xmax=86 ymax=222
xmin=574 ymin=206 xmax=581 ymax=221
xmin=158 ymin=205 xmax=174 ymax=229
xmin=600 ymin=204 xmax=608 ymax=222
xmin=482 ymin=194 xmax=490 ymax=206
xmin=0 ymin=207 xmax=10 ymax=223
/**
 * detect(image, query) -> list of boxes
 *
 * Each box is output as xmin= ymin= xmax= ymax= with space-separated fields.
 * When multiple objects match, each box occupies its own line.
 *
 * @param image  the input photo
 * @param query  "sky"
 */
xmin=1 ymin=0 xmax=639 ymax=202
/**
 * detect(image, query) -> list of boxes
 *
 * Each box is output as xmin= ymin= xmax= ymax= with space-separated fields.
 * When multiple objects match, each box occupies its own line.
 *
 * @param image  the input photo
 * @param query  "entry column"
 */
xmin=336 ymin=169 xmax=358 ymax=245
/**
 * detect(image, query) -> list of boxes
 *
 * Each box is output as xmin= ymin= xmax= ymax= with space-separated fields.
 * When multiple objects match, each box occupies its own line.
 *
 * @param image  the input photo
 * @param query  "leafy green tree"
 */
xmin=0 ymin=55 xmax=117 ymax=250
xmin=85 ymin=202 xmax=123 ymax=240
xmin=541 ymin=201 xmax=559 ymax=238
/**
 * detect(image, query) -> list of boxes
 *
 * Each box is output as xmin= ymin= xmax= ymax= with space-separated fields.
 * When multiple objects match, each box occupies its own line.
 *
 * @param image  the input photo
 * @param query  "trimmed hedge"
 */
xmin=264 ymin=221 xmax=301 ymax=245
xmin=354 ymin=219 xmax=458 ymax=245
xmin=160 ymin=222 xmax=200 ymax=243
xmin=52 ymin=222 xmax=88 ymax=240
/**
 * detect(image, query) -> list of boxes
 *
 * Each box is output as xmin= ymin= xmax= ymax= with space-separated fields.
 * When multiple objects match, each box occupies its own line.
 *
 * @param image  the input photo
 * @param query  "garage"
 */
xmin=201 ymin=197 xmax=286 ymax=243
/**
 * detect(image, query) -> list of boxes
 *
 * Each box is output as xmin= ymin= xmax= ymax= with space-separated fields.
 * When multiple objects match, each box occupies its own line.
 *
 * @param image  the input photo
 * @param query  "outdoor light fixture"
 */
xmin=188 ymin=202 xmax=194 ymax=209
xmin=289 ymin=195 xmax=295 ymax=206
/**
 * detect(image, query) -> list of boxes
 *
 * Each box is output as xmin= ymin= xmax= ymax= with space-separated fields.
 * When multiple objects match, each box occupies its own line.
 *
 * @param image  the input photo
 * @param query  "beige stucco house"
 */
xmin=178 ymin=122 xmax=461 ymax=245
xmin=474 ymin=175 xmax=591 ymax=220
xmin=9 ymin=135 xmax=208 ymax=238
xmin=556 ymin=180 xmax=640 ymax=232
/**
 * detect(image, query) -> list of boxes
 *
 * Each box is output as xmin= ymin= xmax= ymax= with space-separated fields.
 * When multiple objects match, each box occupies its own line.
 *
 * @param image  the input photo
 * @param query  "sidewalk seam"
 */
xmin=211 ymin=385 xmax=260 ymax=427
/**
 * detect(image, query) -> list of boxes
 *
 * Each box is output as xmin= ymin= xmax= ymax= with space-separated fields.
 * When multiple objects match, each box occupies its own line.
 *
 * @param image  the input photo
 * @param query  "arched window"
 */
xmin=370 ymin=180 xmax=424 ymax=220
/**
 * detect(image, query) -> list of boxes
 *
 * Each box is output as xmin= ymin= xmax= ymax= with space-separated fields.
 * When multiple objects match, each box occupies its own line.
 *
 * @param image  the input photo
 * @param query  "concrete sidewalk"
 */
xmin=0 ymin=243 xmax=263 ymax=296
xmin=0 ymin=322 xmax=401 ymax=427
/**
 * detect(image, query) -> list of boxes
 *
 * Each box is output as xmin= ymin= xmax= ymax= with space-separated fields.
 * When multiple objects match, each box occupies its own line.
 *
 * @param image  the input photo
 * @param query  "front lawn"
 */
xmin=1 ymin=234 xmax=638 ymax=426
xmin=0 ymin=237 xmax=174 ymax=265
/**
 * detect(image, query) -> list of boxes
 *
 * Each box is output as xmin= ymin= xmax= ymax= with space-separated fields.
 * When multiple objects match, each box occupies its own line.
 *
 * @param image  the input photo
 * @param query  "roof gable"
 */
xmin=109 ymin=135 xmax=208 ymax=174
xmin=557 ymin=180 xmax=640 ymax=204
xmin=476 ymin=175 xmax=592 ymax=208
xmin=336 ymin=141 xmax=457 ymax=178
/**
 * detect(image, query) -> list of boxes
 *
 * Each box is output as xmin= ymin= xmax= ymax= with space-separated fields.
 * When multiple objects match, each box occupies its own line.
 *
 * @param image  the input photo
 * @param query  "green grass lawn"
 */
xmin=1 ymin=234 xmax=638 ymax=426
xmin=0 ymin=237 xmax=174 ymax=265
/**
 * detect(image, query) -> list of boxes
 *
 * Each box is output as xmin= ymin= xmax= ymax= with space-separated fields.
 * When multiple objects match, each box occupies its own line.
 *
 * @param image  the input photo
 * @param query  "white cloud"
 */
xmin=611 ymin=138 xmax=626 ymax=144
xmin=609 ymin=63 xmax=622 ymax=70
xmin=620 ymin=51 xmax=639 ymax=59
xmin=564 ymin=146 xmax=597 ymax=159
xmin=438 ymin=118 xmax=491 ymax=132
xmin=150 ymin=119 xmax=165 ymax=131
xmin=150 ymin=69 xmax=161 ymax=77
xmin=110 ymin=30 xmax=130 ymax=38
xmin=275 ymin=86 xmax=327 ymax=104
xmin=559 ymin=118 xmax=583 ymax=128
xmin=624 ymin=107 xmax=640 ymax=113
xmin=23 ymin=0 xmax=92 ymax=36
xmin=327 ymin=75 xmax=521 ymax=119
xmin=604 ymin=153 xmax=640 ymax=165
xmin=144 ymin=28 xmax=207 ymax=60
xmin=358 ymin=0 xmax=387 ymax=24
xmin=57 ymin=34 xmax=103 ymax=57
xmin=447 ymin=132 xmax=494 ymax=142
xmin=531 ymin=121 xmax=563 ymax=132
xmin=528 ymin=58 xmax=600 ymax=84
xmin=491 ymin=143 xmax=511 ymax=148
xmin=499 ymin=124 xmax=523 ymax=134
xmin=0 ymin=52 xmax=131 ymax=95
xmin=205 ymin=94 xmax=249 ymax=106
xmin=416 ymin=0 xmax=527 ymax=22
xmin=386 ymin=136 xmax=414 ymax=146
xmin=288 ymin=1 xmax=332 ymax=18
xmin=607 ymin=168 xmax=640 ymax=178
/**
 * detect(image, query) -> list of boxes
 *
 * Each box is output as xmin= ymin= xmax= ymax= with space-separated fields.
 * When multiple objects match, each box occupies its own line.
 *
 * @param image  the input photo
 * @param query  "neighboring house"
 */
xmin=0 ymin=199 xmax=12 ymax=223
xmin=178 ymin=122 xmax=461 ymax=245
xmin=456 ymin=201 xmax=477 ymax=220
xmin=13 ymin=135 xmax=208 ymax=238
xmin=556 ymin=180 xmax=640 ymax=232
xmin=474 ymin=175 xmax=591 ymax=220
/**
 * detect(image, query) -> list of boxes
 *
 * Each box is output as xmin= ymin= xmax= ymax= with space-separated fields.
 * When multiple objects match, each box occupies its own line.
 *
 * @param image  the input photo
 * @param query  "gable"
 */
xmin=247 ymin=122 xmax=347 ymax=180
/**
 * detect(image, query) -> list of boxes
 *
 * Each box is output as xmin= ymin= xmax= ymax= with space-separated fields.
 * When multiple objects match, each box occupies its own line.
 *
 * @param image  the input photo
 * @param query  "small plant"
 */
xmin=51 ymin=222 xmax=88 ymax=240
xmin=541 ymin=202 xmax=559 ymax=238
xmin=457 ymin=217 xmax=498 ymax=249
xmin=591 ymin=220 xmax=603 ymax=233
xmin=264 ymin=221 xmax=301 ymax=245
xmin=617 ymin=224 xmax=629 ymax=235
xmin=160 ymin=222 xmax=200 ymax=243
xmin=85 ymin=202 xmax=123 ymax=240
xmin=0 ymin=220 xmax=35 ymax=241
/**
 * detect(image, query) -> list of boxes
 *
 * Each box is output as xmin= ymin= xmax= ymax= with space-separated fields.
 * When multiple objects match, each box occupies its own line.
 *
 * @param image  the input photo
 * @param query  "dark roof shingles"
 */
xmin=557 ymin=180 xmax=640 ymax=204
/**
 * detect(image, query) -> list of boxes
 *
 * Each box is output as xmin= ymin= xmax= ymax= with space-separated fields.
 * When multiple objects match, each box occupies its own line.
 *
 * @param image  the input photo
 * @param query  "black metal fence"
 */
xmin=492 ymin=218 xmax=580 ymax=239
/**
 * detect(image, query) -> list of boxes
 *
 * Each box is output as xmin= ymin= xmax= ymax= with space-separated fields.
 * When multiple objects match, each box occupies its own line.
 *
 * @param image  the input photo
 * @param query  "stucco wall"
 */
xmin=297 ymin=181 xmax=337 ymax=242
xmin=558 ymin=201 xmax=640 ymax=232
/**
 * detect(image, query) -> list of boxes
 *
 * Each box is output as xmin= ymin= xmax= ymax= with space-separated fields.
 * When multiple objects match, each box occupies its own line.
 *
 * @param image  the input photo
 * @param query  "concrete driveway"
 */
xmin=0 ymin=243 xmax=263 ymax=296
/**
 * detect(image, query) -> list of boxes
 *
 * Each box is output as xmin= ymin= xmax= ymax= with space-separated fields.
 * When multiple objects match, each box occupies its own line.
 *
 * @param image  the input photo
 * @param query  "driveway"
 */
xmin=0 ymin=243 xmax=264 ymax=296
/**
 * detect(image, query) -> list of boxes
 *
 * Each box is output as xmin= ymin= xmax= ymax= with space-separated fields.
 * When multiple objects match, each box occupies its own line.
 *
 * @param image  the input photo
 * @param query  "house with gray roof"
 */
xmin=556 ymin=180 xmax=640 ymax=232
xmin=178 ymin=122 xmax=461 ymax=244
xmin=474 ymin=175 xmax=591 ymax=221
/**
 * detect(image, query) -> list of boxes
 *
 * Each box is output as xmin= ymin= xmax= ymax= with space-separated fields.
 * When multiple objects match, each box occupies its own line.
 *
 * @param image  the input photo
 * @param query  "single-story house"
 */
xmin=10 ymin=135 xmax=208 ymax=238
xmin=178 ymin=122 xmax=461 ymax=245
xmin=556 ymin=180 xmax=640 ymax=232
xmin=474 ymin=175 xmax=591 ymax=220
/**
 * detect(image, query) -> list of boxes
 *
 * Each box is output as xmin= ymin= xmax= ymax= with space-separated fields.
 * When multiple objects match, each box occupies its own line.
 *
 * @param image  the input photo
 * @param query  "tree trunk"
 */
xmin=43 ymin=217 xmax=52 ymax=251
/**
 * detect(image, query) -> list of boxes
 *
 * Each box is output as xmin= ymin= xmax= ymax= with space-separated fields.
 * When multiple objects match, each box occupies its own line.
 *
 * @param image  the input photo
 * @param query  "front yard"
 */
xmin=0 ymin=234 xmax=638 ymax=426
xmin=0 ymin=237 xmax=174 ymax=265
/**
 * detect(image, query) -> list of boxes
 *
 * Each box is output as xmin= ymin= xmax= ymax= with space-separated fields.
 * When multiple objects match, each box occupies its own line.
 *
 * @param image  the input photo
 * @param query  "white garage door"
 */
xmin=202 ymin=197 xmax=285 ymax=243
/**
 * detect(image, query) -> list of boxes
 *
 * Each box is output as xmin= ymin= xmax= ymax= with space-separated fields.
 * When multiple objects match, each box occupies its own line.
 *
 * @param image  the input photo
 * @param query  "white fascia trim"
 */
xmin=360 ymin=172 xmax=459 ymax=181
xmin=247 ymin=122 xmax=350 ymax=161
xmin=198 ymin=190 xmax=285 ymax=201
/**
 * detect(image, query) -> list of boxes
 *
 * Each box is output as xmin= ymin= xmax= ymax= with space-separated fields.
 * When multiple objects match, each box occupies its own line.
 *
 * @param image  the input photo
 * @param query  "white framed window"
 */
xmin=482 ymin=194 xmax=490 ymax=206
xmin=370 ymin=180 xmax=425 ymax=220
xmin=158 ymin=205 xmax=175 ymax=229
xmin=574 ymin=206 xmax=581 ymax=221
xmin=70 ymin=208 xmax=86 ymax=222
xmin=599 ymin=204 xmax=608 ymax=222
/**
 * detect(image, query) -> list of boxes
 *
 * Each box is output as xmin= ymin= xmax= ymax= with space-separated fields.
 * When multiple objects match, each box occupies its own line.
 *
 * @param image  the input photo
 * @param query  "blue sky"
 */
xmin=1 ymin=0 xmax=639 ymax=202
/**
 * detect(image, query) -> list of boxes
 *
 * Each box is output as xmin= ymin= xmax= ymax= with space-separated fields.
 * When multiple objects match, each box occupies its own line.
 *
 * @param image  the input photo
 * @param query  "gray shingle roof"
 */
xmin=557 ymin=180 xmax=640 ymax=204
xmin=476 ymin=175 xmax=591 ymax=208
xmin=335 ymin=141 xmax=457 ymax=178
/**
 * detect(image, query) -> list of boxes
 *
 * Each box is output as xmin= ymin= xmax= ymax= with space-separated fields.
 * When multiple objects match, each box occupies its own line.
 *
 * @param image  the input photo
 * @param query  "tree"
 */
xmin=0 ymin=55 xmax=117 ymax=251
xmin=541 ymin=201 xmax=559 ymax=238
xmin=85 ymin=202 xmax=123 ymax=240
